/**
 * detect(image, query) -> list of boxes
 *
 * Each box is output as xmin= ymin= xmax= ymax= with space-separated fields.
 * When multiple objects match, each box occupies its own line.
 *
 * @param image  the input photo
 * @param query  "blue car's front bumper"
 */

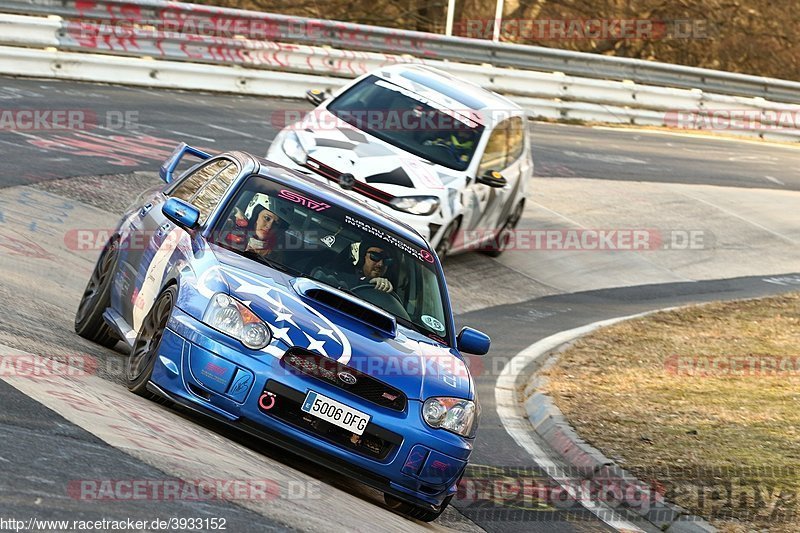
xmin=149 ymin=307 xmax=472 ymax=509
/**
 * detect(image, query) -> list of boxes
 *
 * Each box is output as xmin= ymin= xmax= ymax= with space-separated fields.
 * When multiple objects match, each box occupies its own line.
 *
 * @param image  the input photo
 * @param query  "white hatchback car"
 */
xmin=267 ymin=64 xmax=532 ymax=258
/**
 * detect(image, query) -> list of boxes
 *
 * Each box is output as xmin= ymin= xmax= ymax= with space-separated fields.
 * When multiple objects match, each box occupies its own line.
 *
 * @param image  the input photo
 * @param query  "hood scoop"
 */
xmin=292 ymin=278 xmax=397 ymax=337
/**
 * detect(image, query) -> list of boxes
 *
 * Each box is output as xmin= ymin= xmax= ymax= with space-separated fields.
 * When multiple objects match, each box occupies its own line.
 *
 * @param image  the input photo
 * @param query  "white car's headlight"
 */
xmin=389 ymin=196 xmax=440 ymax=216
xmin=282 ymin=132 xmax=308 ymax=165
xmin=422 ymin=397 xmax=477 ymax=437
xmin=203 ymin=293 xmax=272 ymax=350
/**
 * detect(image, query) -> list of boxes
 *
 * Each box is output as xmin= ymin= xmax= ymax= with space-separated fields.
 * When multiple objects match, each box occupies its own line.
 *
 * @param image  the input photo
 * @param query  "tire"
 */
xmin=384 ymin=493 xmax=452 ymax=523
xmin=434 ymin=219 xmax=459 ymax=261
xmin=482 ymin=201 xmax=524 ymax=258
xmin=126 ymin=285 xmax=176 ymax=399
xmin=74 ymin=237 xmax=120 ymax=348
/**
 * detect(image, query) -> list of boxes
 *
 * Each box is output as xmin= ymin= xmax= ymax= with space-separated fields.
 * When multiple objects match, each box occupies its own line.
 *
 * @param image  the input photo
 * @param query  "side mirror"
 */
xmin=306 ymin=89 xmax=326 ymax=106
xmin=162 ymin=198 xmax=200 ymax=230
xmin=457 ymin=327 xmax=491 ymax=356
xmin=476 ymin=170 xmax=508 ymax=188
xmin=160 ymin=142 xmax=212 ymax=184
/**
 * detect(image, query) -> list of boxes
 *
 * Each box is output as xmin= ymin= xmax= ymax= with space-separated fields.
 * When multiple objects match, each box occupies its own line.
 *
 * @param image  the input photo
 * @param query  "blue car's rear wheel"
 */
xmin=74 ymin=236 xmax=119 ymax=348
xmin=127 ymin=285 xmax=175 ymax=400
xmin=384 ymin=493 xmax=452 ymax=522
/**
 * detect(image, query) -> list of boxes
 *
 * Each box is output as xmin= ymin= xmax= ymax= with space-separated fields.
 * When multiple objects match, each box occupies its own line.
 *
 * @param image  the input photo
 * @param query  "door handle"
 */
xmin=139 ymin=203 xmax=153 ymax=217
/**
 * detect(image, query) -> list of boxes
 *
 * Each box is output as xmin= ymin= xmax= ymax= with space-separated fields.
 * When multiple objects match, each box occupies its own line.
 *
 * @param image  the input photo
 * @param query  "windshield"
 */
xmin=211 ymin=175 xmax=452 ymax=345
xmin=326 ymin=75 xmax=484 ymax=171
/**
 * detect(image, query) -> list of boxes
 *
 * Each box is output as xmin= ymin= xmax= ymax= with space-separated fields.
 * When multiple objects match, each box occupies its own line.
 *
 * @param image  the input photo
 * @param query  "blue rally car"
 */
xmin=74 ymin=143 xmax=491 ymax=521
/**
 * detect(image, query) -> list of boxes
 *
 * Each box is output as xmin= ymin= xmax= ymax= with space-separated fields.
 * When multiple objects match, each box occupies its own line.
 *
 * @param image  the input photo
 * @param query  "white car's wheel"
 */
xmin=483 ymin=202 xmax=524 ymax=258
xmin=434 ymin=219 xmax=459 ymax=260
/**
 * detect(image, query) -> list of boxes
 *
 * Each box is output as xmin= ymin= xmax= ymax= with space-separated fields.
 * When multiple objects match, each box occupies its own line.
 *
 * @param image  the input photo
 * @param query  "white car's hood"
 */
xmin=295 ymin=110 xmax=466 ymax=202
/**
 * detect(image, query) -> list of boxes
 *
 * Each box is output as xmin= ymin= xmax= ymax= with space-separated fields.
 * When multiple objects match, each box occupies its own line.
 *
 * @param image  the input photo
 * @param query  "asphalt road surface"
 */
xmin=1 ymin=76 xmax=799 ymax=190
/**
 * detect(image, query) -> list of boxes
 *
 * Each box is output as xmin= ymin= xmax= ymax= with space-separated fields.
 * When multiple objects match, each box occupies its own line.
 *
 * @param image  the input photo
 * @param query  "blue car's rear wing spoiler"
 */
xmin=160 ymin=142 xmax=212 ymax=183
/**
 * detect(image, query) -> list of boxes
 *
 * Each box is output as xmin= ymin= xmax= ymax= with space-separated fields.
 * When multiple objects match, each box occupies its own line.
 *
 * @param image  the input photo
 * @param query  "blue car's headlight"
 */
xmin=203 ymin=293 xmax=272 ymax=350
xmin=282 ymin=132 xmax=308 ymax=165
xmin=422 ymin=397 xmax=477 ymax=437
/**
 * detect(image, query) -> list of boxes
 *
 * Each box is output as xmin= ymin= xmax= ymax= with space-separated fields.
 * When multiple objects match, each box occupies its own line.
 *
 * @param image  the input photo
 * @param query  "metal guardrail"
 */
xmin=0 ymin=13 xmax=724 ymax=112
xmin=3 ymin=0 xmax=800 ymax=104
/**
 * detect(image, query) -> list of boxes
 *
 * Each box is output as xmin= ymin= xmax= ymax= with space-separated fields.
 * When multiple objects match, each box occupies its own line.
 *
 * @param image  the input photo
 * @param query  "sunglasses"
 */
xmin=367 ymin=251 xmax=391 ymax=263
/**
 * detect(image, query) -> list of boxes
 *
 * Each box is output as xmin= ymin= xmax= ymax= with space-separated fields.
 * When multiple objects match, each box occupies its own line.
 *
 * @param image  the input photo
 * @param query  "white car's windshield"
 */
xmin=327 ymin=75 xmax=484 ymax=171
xmin=211 ymin=175 xmax=452 ymax=345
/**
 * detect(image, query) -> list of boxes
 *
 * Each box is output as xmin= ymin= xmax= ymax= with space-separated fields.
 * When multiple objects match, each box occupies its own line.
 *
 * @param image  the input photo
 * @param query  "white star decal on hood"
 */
xmin=313 ymin=321 xmax=341 ymax=345
xmin=271 ymin=326 xmax=291 ymax=344
xmin=304 ymin=332 xmax=327 ymax=357
xmin=234 ymin=281 xmax=272 ymax=300
xmin=274 ymin=308 xmax=299 ymax=328
xmin=223 ymin=269 xmax=352 ymax=364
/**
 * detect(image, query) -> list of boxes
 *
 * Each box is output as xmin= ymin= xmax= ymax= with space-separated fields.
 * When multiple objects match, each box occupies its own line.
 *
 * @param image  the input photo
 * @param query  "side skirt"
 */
xmin=103 ymin=308 xmax=136 ymax=350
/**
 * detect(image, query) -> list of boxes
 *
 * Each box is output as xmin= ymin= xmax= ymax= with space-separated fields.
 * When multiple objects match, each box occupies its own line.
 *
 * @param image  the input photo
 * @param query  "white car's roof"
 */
xmin=370 ymin=64 xmax=523 ymax=128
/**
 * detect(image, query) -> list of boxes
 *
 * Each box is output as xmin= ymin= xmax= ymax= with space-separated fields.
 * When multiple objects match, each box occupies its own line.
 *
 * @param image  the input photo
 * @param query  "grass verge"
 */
xmin=541 ymin=293 xmax=800 ymax=531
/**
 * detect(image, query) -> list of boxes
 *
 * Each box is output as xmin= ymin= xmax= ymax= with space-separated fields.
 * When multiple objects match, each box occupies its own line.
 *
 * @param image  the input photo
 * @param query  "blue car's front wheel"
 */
xmin=127 ymin=285 xmax=176 ymax=400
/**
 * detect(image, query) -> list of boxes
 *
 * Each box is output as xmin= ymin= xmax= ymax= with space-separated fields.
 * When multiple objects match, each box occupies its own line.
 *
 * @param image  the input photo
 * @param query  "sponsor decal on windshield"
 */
xmin=421 ymin=314 xmax=446 ymax=333
xmin=278 ymin=189 xmax=330 ymax=211
xmin=344 ymin=214 xmax=432 ymax=263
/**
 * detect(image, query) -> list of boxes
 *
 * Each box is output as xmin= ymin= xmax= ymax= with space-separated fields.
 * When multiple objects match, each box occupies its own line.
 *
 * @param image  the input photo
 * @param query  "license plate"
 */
xmin=301 ymin=390 xmax=371 ymax=436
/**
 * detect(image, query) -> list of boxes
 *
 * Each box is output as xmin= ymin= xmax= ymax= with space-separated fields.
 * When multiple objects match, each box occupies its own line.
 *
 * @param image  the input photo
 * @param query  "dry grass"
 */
xmin=541 ymin=293 xmax=800 ymax=530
